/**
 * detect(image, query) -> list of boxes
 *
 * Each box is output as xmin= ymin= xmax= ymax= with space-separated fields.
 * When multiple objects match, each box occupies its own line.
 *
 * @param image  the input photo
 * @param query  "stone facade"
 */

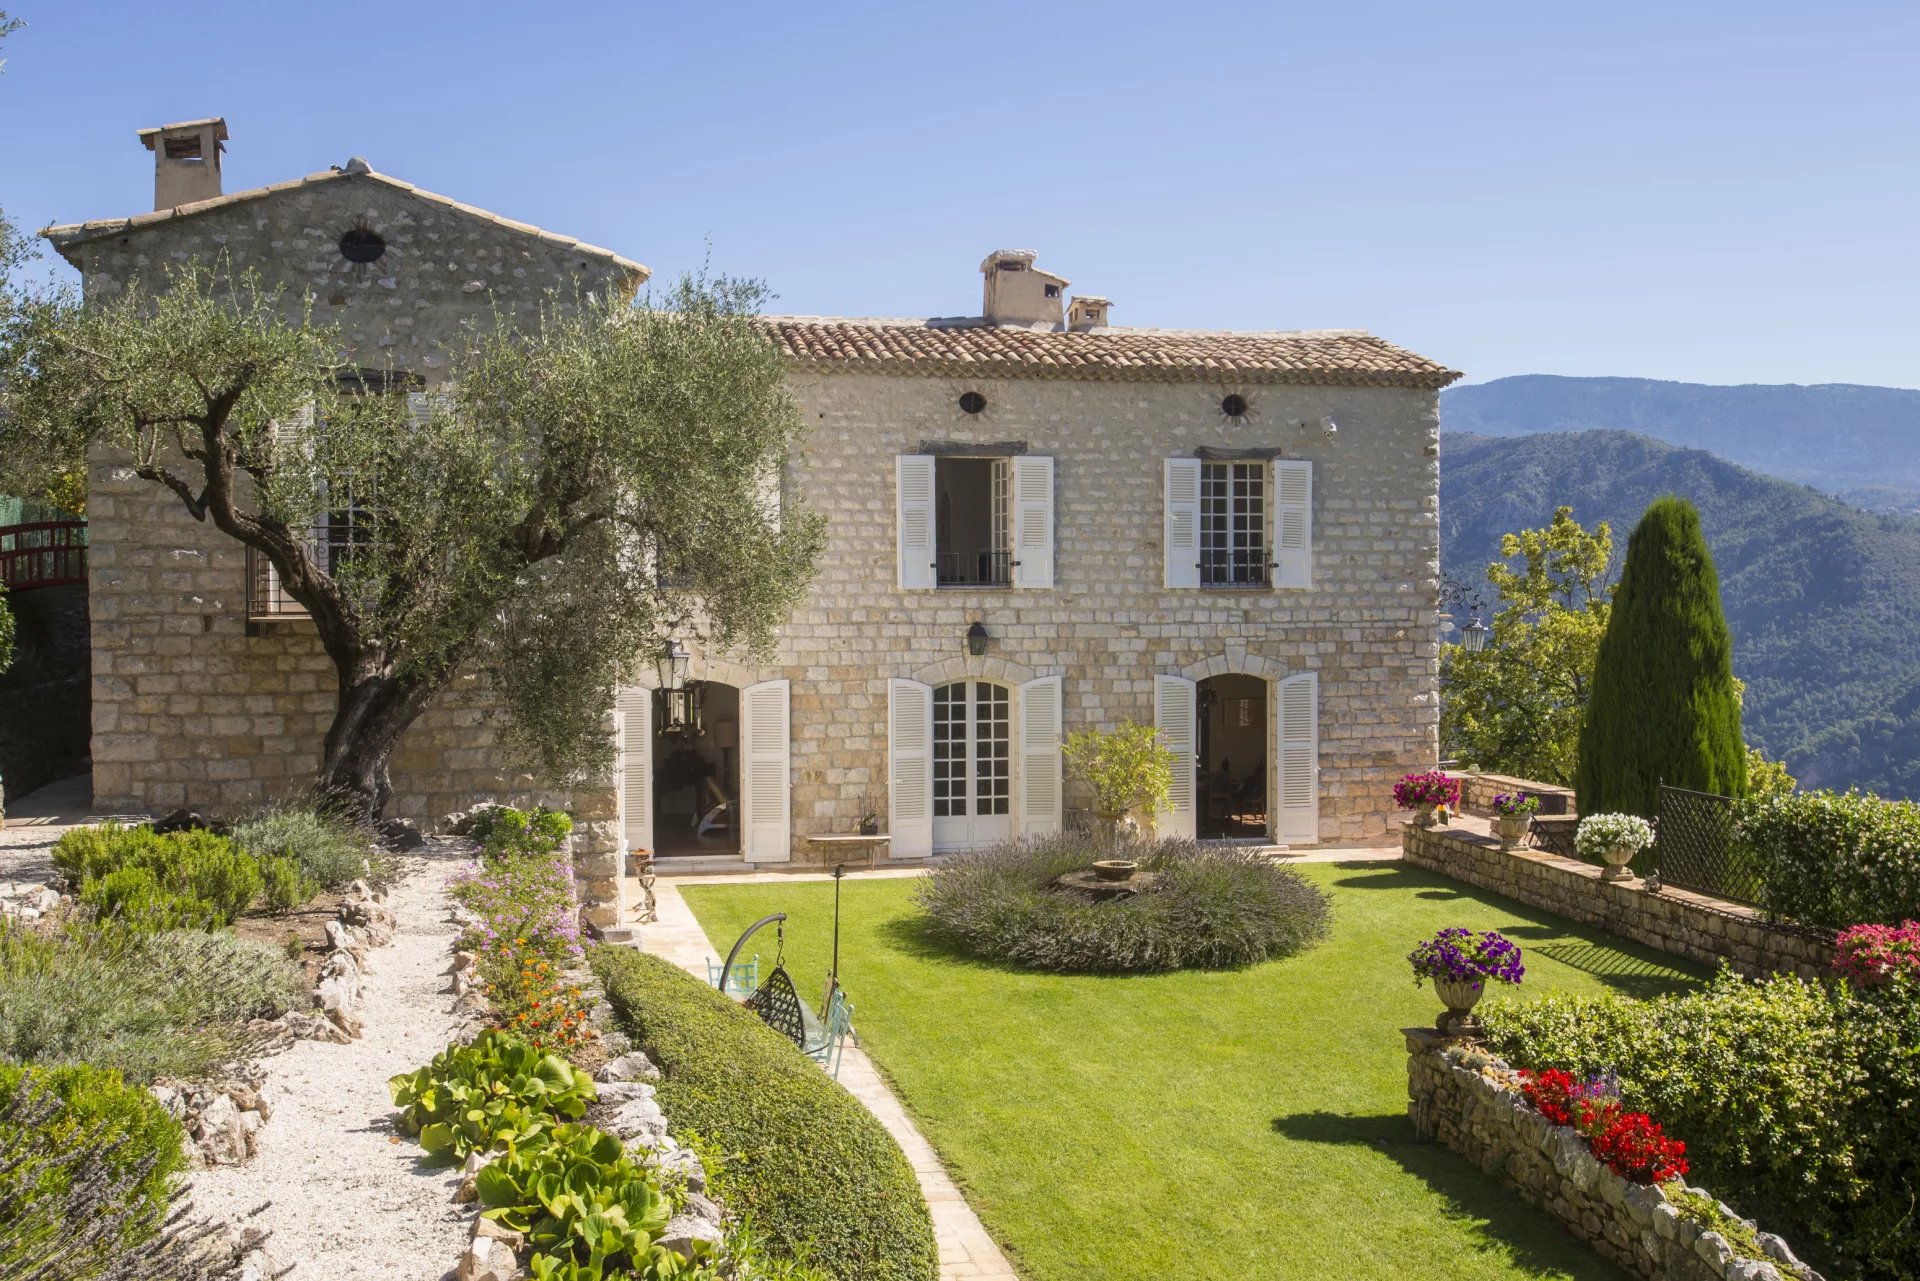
xmin=1402 ymin=822 xmax=1834 ymax=977
xmin=1406 ymin=1032 xmax=1822 ymax=1281
xmin=748 ymin=369 xmax=1442 ymax=850
xmin=51 ymin=168 xmax=642 ymax=924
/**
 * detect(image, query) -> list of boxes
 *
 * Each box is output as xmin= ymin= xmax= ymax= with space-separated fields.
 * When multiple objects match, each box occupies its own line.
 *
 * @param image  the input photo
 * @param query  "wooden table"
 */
xmin=804 ymin=833 xmax=892 ymax=868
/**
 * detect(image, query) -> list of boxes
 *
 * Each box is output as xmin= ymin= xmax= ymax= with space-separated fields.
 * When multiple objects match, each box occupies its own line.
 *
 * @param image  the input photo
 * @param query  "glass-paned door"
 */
xmin=932 ymin=680 xmax=1013 ymax=849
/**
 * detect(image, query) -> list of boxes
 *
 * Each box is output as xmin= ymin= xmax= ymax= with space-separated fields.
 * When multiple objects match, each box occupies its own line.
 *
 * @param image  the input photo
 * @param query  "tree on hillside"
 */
xmin=1576 ymin=496 xmax=1745 ymax=816
xmin=1441 ymin=507 xmax=1613 ymax=785
xmin=0 ymin=263 xmax=824 ymax=821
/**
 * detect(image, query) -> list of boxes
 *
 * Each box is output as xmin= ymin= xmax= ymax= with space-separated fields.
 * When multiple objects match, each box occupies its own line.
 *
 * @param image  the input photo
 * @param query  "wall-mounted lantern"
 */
xmin=966 ymin=621 xmax=991 ymax=658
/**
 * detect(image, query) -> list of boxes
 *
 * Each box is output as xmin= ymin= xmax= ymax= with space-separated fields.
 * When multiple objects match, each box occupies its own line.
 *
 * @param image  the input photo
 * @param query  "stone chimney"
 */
xmin=137 ymin=118 xmax=228 ymax=210
xmin=980 ymin=250 xmax=1068 ymax=328
xmin=1067 ymin=296 xmax=1111 ymax=332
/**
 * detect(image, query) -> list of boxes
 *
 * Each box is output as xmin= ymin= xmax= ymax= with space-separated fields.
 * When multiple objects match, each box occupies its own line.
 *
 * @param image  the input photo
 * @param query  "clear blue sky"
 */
xmin=4 ymin=0 xmax=1916 ymax=389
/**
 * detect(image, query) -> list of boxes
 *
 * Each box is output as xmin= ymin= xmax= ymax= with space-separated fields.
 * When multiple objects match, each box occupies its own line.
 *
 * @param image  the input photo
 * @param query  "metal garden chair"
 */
xmin=707 ymin=953 xmax=759 ymax=997
xmin=803 ymin=987 xmax=854 ymax=1079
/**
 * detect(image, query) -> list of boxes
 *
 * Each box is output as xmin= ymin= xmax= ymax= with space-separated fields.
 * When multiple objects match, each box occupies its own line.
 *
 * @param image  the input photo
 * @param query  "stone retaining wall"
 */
xmin=1457 ymin=771 xmax=1576 ymax=817
xmin=1405 ymin=1030 xmax=1820 ymax=1281
xmin=1402 ymin=822 xmax=1832 ymax=978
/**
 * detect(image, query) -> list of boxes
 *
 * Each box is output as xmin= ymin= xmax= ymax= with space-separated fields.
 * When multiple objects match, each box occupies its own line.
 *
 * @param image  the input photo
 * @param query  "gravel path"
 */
xmin=188 ymin=849 xmax=472 ymax=1281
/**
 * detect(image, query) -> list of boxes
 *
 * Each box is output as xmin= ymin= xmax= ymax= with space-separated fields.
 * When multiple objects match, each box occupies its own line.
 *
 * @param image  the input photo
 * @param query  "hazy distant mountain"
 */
xmin=1443 ymin=376 xmax=1920 ymax=512
xmin=1442 ymin=430 xmax=1920 ymax=799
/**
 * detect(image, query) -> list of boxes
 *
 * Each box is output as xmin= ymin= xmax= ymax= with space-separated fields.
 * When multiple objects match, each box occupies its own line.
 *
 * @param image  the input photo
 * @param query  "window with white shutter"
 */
xmin=1273 ymin=672 xmax=1319 ymax=844
xmin=1163 ymin=458 xmax=1202 ymax=588
xmin=901 ymin=453 xmax=1056 ymax=590
xmin=1272 ymin=460 xmax=1313 ymax=589
xmin=1154 ymin=674 xmax=1197 ymax=839
xmin=1017 ymin=676 xmax=1063 ymax=837
xmin=896 ymin=456 xmax=937 ymax=590
xmin=889 ymin=679 xmax=935 ymax=857
xmin=1010 ymin=456 xmax=1055 ymax=589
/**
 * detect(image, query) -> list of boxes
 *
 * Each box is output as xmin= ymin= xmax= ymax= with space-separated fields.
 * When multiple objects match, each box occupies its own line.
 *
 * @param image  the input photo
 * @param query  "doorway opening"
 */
xmin=932 ymin=679 xmax=1013 ymax=850
xmin=1197 ymin=674 xmax=1268 ymax=839
xmin=652 ymin=680 xmax=740 ymax=857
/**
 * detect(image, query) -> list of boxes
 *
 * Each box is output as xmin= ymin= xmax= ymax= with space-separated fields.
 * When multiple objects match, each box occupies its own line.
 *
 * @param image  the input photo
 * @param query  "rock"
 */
xmin=473 ymin=1217 xmax=525 ymax=1251
xmin=1695 ymin=1231 xmax=1735 ymax=1269
xmin=1726 ymin=1260 xmax=1779 ymax=1281
xmin=35 ymin=887 xmax=61 ymax=914
xmin=597 ymin=1052 xmax=661 ymax=1084
xmin=149 ymin=1083 xmax=186 ymax=1121
xmin=325 ymin=919 xmax=370 ymax=969
xmin=656 ymin=1146 xmax=706 ymax=1192
xmin=607 ymin=1096 xmax=670 ymax=1150
xmin=340 ymin=895 xmax=397 ymax=947
xmin=455 ymin=1235 xmax=518 ymax=1281
xmin=152 ymin=808 xmax=231 ymax=836
xmin=594 ymin=1079 xmax=657 ymax=1104
xmin=681 ymin=1190 xmax=724 ymax=1224
xmin=658 ymin=1213 xmax=724 ymax=1261
xmin=373 ymin=816 xmax=425 ymax=850
xmin=282 ymin=1010 xmax=353 ymax=1044
xmin=235 ymin=1248 xmax=277 ymax=1281
xmin=316 ymin=950 xmax=365 ymax=1039
xmin=194 ymin=1093 xmax=249 ymax=1165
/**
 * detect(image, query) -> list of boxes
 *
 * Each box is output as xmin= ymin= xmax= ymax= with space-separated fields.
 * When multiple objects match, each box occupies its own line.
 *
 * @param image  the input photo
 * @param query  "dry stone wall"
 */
xmin=1406 ymin=1032 xmax=1822 ymax=1281
xmin=1402 ymin=822 xmax=1833 ymax=977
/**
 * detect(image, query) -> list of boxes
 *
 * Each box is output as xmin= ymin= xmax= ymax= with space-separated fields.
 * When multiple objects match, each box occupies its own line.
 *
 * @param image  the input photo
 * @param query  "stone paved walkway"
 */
xmin=633 ymin=871 xmax=1022 ymax=1281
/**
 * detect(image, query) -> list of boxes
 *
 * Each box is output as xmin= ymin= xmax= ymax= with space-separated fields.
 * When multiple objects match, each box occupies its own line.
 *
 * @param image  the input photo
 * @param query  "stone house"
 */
xmin=46 ymin=121 xmax=1458 ymax=926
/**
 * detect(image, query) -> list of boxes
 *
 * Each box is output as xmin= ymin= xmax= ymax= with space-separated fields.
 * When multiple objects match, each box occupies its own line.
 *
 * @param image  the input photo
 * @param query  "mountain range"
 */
xmin=1440 ymin=429 xmax=1920 ymax=801
xmin=1443 ymin=375 xmax=1920 ymax=512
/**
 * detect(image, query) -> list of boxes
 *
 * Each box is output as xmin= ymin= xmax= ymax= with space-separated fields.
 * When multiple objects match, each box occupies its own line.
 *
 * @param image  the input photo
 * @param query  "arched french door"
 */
xmin=932 ymin=678 xmax=1014 ymax=850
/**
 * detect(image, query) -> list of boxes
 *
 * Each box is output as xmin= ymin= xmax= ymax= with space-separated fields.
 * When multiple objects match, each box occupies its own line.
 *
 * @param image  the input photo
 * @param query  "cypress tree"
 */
xmin=1576 ymin=496 xmax=1746 ymax=817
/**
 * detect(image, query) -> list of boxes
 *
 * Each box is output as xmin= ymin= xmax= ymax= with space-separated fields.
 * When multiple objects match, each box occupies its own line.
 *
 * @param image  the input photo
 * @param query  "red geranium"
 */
xmin=1519 ymin=1068 xmax=1578 ymax=1126
xmin=1589 ymin=1111 xmax=1689 ymax=1184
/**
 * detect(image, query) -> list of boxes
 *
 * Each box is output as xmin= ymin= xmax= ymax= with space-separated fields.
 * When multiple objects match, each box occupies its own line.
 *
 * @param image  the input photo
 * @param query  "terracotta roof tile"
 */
xmin=760 ymin=317 xmax=1459 ymax=388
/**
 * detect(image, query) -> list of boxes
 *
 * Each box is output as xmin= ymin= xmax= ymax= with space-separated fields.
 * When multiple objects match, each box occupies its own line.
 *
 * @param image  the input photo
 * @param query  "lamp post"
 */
xmin=1461 ymin=619 xmax=1490 ymax=653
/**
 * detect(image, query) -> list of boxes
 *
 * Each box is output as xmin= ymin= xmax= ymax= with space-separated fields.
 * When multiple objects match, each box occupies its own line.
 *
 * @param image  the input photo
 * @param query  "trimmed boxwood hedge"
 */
xmin=1736 ymin=790 xmax=1920 ymax=929
xmin=589 ymin=946 xmax=937 ymax=1281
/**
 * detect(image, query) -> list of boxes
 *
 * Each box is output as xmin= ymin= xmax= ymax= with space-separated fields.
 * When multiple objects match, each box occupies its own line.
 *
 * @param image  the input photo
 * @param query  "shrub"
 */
xmin=1735 ymin=789 xmax=1920 ymax=928
xmin=0 ymin=1062 xmax=187 ymax=1276
xmin=915 ymin=834 xmax=1332 ymax=973
xmin=0 ymin=921 xmax=302 ymax=1082
xmin=1483 ymin=970 xmax=1920 ymax=1279
xmin=1061 ymin=722 xmax=1174 ymax=819
xmin=54 ymin=824 xmax=263 ymax=928
xmin=1832 ymin=921 xmax=1920 ymax=987
xmin=481 ymin=942 xmax=597 ymax=1057
xmin=388 ymin=1028 xmax=596 ymax=1164
xmin=1577 ymin=495 xmax=1745 ymax=818
xmin=476 ymin=805 xmax=574 ymax=861
xmin=258 ymin=856 xmax=319 ymax=915
xmin=231 ymin=806 xmax=393 ymax=890
xmin=591 ymin=946 xmax=937 ymax=1281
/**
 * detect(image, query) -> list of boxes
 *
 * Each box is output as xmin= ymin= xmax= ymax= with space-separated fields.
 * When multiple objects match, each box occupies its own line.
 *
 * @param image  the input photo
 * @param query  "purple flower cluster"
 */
xmin=1491 ymin=791 xmax=1540 ymax=817
xmin=449 ymin=849 xmax=584 ymax=967
xmin=1408 ymin=926 xmax=1525 ymax=989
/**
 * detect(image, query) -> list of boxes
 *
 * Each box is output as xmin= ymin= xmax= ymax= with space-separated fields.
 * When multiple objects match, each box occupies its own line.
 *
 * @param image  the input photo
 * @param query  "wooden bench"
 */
xmin=804 ymin=833 xmax=892 ymax=868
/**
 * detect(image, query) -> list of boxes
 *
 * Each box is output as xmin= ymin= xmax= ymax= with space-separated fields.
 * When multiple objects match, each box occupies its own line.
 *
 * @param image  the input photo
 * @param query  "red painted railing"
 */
xmin=0 ymin=520 xmax=88 ymax=590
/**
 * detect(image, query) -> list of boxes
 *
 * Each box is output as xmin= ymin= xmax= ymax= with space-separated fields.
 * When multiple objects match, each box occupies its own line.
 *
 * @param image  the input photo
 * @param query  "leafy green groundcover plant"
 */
xmin=0 ymin=1061 xmax=187 ymax=1277
xmin=1482 ymin=970 xmax=1920 ymax=1281
xmin=590 ymin=946 xmax=938 ymax=1281
xmin=389 ymin=1028 xmax=596 ymax=1163
xmin=477 ymin=1122 xmax=709 ymax=1280
xmin=1736 ymin=790 xmax=1920 ymax=929
xmin=915 ymin=834 xmax=1333 ymax=973
xmin=0 ymin=920 xmax=303 ymax=1082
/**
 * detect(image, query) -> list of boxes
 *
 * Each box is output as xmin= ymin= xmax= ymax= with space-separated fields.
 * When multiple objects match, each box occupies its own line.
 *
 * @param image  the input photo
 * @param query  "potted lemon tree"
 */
xmin=1063 ymin=722 xmax=1176 ymax=877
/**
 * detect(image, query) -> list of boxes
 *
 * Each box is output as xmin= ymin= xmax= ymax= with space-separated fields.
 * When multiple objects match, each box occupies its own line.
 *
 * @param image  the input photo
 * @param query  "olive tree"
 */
xmin=0 ymin=263 xmax=823 ymax=820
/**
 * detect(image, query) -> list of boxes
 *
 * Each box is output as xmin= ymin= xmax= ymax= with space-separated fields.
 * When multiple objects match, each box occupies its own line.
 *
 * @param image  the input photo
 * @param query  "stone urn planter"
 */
xmin=1433 ymin=977 xmax=1486 ymax=1035
xmin=1091 ymin=859 xmax=1139 ymax=882
xmin=1496 ymin=814 xmax=1529 ymax=850
xmin=1599 ymin=844 xmax=1637 ymax=882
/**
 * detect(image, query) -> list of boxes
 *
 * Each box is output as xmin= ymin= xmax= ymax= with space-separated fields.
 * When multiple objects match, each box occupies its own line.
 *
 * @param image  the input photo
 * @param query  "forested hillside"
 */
xmin=1442 ymin=430 xmax=1920 ymax=799
xmin=1443 ymin=375 xmax=1920 ymax=512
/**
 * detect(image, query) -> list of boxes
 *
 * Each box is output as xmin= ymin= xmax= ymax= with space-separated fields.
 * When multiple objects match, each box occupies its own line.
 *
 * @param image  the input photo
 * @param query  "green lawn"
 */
xmin=683 ymin=862 xmax=1707 ymax=1281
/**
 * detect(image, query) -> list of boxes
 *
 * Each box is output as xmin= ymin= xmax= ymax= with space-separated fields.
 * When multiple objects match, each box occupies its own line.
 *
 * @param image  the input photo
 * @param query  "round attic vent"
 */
xmin=1221 ymin=393 xmax=1249 ymax=419
xmin=338 ymin=228 xmax=387 ymax=264
xmin=959 ymin=391 xmax=987 ymax=415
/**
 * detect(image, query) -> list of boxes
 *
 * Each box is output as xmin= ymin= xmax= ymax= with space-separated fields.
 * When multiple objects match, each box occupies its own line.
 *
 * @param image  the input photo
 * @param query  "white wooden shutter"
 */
xmin=1274 ymin=671 xmax=1319 ymax=844
xmin=1164 ymin=458 xmax=1202 ymax=588
xmin=617 ymin=686 xmax=653 ymax=854
xmin=888 ymin=678 xmax=934 ymax=858
xmin=1154 ymin=674 xmax=1197 ymax=839
xmin=1272 ymin=460 xmax=1313 ymax=589
xmin=1011 ymin=456 xmax=1055 ymax=589
xmin=1017 ymin=676 xmax=1063 ymax=838
xmin=896 ymin=455 xmax=936 ymax=590
xmin=740 ymin=679 xmax=792 ymax=862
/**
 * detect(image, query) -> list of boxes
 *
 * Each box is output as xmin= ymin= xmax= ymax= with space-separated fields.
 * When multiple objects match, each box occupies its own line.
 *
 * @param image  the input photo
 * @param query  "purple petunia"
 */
xmin=1408 ymin=926 xmax=1526 ymax=988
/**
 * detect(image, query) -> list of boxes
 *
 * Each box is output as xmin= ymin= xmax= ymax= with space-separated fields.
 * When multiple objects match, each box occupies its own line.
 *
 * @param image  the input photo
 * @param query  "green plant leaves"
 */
xmin=387 ymin=1030 xmax=596 ymax=1164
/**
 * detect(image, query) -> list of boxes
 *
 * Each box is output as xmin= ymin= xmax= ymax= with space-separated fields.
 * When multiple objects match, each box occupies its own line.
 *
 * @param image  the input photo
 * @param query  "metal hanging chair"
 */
xmin=723 ymin=866 xmax=852 ymax=1054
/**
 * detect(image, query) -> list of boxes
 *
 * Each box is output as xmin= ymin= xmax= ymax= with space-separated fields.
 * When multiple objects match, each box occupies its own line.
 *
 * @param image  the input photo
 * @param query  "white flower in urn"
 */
xmin=1575 ymin=812 xmax=1654 ymax=882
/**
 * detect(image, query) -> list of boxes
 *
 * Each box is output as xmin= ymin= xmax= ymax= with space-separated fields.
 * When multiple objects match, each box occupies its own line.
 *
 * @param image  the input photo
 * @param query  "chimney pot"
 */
xmin=138 ymin=117 xmax=228 ymax=210
xmin=1067 ymin=296 xmax=1112 ymax=333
